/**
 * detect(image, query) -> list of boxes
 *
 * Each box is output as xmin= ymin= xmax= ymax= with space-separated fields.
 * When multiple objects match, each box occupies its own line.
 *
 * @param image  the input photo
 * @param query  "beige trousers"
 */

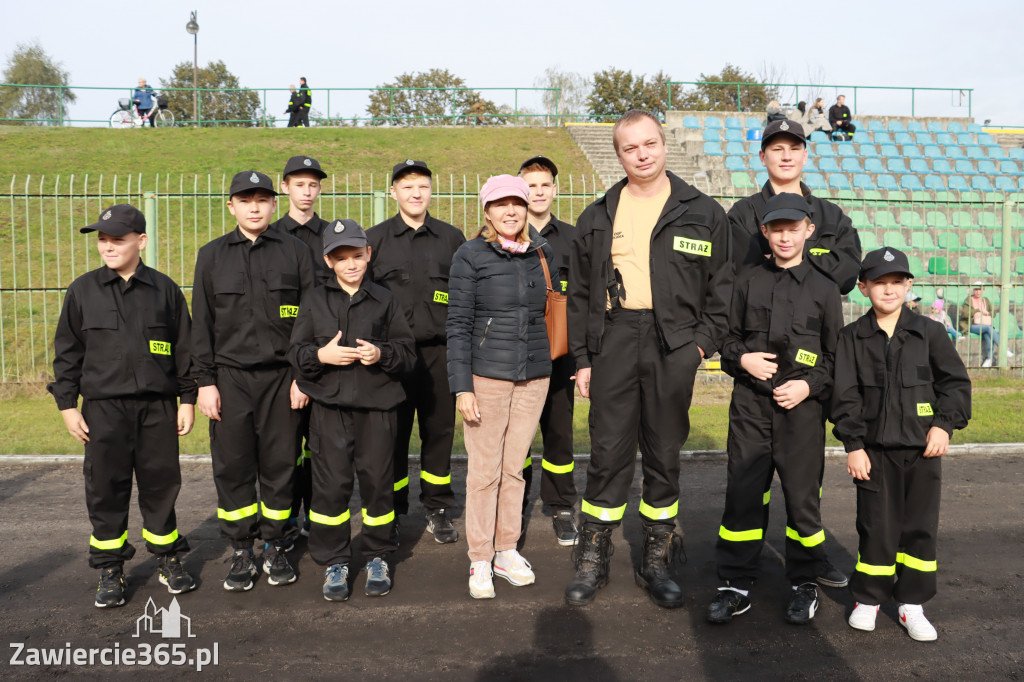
xmin=464 ymin=374 xmax=550 ymax=563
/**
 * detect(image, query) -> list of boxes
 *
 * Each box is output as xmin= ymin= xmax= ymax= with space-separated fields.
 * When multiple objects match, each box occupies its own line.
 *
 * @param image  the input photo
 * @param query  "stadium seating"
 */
xmin=703 ymin=142 xmax=724 ymax=156
xmin=703 ymin=128 xmax=722 ymax=142
xmin=725 ymin=156 xmax=746 ymax=171
xmin=724 ymin=128 xmax=744 ymax=142
xmin=725 ymin=116 xmax=743 ymax=130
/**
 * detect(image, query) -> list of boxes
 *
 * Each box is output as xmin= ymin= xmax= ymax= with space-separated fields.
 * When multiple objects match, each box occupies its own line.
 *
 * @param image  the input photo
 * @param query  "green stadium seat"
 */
xmin=1018 ymin=256 xmax=1024 ymax=275
xmin=846 ymin=287 xmax=870 ymax=306
xmin=928 ymin=256 xmax=957 ymax=275
xmin=861 ymin=190 xmax=883 ymax=200
xmin=937 ymin=231 xmax=965 ymax=251
xmin=977 ymin=212 xmax=998 ymax=229
xmin=859 ymin=231 xmax=880 ymax=250
xmin=1003 ymin=314 xmax=1023 ymax=340
xmin=874 ymin=210 xmax=897 ymax=228
xmin=933 ymin=191 xmax=956 ymax=202
xmin=907 ymin=255 xmax=925 ymax=277
xmin=984 ymin=192 xmax=1005 ymax=203
xmin=949 ymin=211 xmax=971 ymax=228
xmin=836 ymin=189 xmax=858 ymax=200
xmin=986 ymin=256 xmax=1003 ymax=275
xmin=957 ymin=256 xmax=987 ymax=277
xmin=964 ymin=232 xmax=994 ymax=251
xmin=850 ymin=210 xmax=871 ymax=229
xmin=731 ymin=172 xmax=756 ymax=190
xmin=911 ymin=232 xmax=937 ymax=251
xmin=959 ymin=191 xmax=982 ymax=202
xmin=900 ymin=211 xmax=925 ymax=229
xmin=883 ymin=231 xmax=909 ymax=249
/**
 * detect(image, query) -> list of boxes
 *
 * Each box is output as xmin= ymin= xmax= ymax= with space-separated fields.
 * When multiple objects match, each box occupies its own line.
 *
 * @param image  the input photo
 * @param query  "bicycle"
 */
xmin=109 ymin=95 xmax=174 ymax=128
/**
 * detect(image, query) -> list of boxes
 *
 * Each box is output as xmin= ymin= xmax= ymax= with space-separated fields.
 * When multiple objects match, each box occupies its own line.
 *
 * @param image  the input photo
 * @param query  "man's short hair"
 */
xmin=612 ymin=109 xmax=665 ymax=152
xmin=519 ymin=162 xmax=554 ymax=178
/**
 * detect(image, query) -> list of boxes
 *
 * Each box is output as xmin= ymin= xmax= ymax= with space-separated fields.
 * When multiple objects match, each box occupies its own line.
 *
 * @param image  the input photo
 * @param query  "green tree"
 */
xmin=586 ymin=68 xmax=679 ymax=121
xmin=366 ymin=69 xmax=503 ymax=126
xmin=676 ymin=64 xmax=779 ymax=112
xmin=160 ymin=60 xmax=261 ymax=126
xmin=0 ymin=42 xmax=76 ymax=126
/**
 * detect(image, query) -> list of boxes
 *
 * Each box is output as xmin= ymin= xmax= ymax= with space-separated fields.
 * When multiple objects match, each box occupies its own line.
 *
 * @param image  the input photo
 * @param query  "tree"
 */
xmin=160 ymin=60 xmax=261 ymax=126
xmin=534 ymin=67 xmax=591 ymax=123
xmin=365 ymin=69 xmax=503 ymax=126
xmin=586 ymin=69 xmax=680 ymax=121
xmin=676 ymin=64 xmax=779 ymax=113
xmin=0 ymin=42 xmax=76 ymax=126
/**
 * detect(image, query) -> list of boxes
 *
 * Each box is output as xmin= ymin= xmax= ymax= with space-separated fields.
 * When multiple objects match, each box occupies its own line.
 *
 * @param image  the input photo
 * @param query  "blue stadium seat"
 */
xmin=886 ymin=158 xmax=908 ymax=174
xmin=894 ymin=132 xmax=914 ymax=145
xmin=999 ymin=160 xmax=1021 ymax=175
xmin=932 ymin=158 xmax=954 ymax=175
xmin=819 ymin=157 xmax=841 ymax=173
xmin=859 ymin=143 xmax=879 ymax=158
xmin=842 ymin=157 xmax=863 ymax=173
xmin=966 ymin=146 xmax=985 ymax=160
xmin=815 ymin=142 xmax=836 ymax=157
xmin=944 ymin=145 xmax=965 ymax=159
xmin=947 ymin=122 xmax=964 ymax=133
xmin=924 ymin=175 xmax=946 ymax=192
xmin=725 ymin=141 xmax=746 ymax=155
xmin=877 ymin=174 xmax=899 ymax=190
xmin=745 ymin=117 xmax=761 ymax=129
xmin=874 ymin=132 xmax=893 ymax=145
xmin=977 ymin=133 xmax=997 ymax=146
xmin=705 ymin=116 xmax=723 ymax=129
xmin=987 ymin=146 xmax=1009 ymax=161
xmin=956 ymin=132 xmax=976 ymax=146
xmin=954 ymin=159 xmax=977 ymax=175
xmin=887 ymin=120 xmax=906 ymax=133
xmin=809 ymin=130 xmax=829 ymax=143
xmin=923 ymin=145 xmax=943 ymax=159
xmin=829 ymin=174 xmax=852 ymax=190
xmin=901 ymin=175 xmax=923 ymax=191
xmin=1010 ymin=148 xmax=1024 ymax=161
xmin=948 ymin=175 xmax=969 ymax=192
xmin=995 ymin=176 xmax=1018 ymax=192
xmin=977 ymin=159 xmax=996 ymax=175
xmin=703 ymin=128 xmax=723 ymax=142
xmin=748 ymin=142 xmax=761 ymax=154
xmin=880 ymin=144 xmax=901 ymax=158
xmin=971 ymin=176 xmax=994 ymax=192
xmin=909 ymin=120 xmax=926 ymax=133
xmin=682 ymin=116 xmax=701 ymax=129
xmin=927 ymin=121 xmax=944 ymax=133
xmin=703 ymin=141 xmax=724 ymax=156
xmin=725 ymin=155 xmax=746 ymax=171
xmin=967 ymin=123 xmax=984 ymax=134
xmin=756 ymin=172 xmax=769 ymax=186
xmin=935 ymin=132 xmax=955 ymax=146
xmin=853 ymin=174 xmax=875 ymax=190
xmin=837 ymin=143 xmax=857 ymax=157
xmin=803 ymin=157 xmax=816 ymax=171
xmin=724 ymin=128 xmax=744 ymax=142
xmin=903 ymin=144 xmax=923 ymax=159
xmin=864 ymin=158 xmax=885 ymax=173
xmin=909 ymin=159 xmax=930 ymax=174
xmin=867 ymin=120 xmax=885 ymax=133
xmin=804 ymin=173 xmax=827 ymax=190
xmin=750 ymin=155 xmax=766 ymax=171
xmin=914 ymin=132 xmax=933 ymax=146
xmin=725 ymin=116 xmax=743 ymax=130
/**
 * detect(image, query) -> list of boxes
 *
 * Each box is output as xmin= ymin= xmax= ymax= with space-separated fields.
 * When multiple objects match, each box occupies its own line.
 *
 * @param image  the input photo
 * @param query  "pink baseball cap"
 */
xmin=480 ymin=175 xmax=529 ymax=209
xmin=932 ymin=299 xmax=943 ymax=311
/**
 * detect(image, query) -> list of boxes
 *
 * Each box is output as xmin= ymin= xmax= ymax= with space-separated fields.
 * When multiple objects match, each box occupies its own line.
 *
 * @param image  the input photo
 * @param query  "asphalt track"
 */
xmin=1 ymin=452 xmax=1022 ymax=680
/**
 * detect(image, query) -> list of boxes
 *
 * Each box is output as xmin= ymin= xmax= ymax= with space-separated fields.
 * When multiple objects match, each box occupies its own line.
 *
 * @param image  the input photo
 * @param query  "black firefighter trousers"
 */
xmin=715 ymin=383 xmax=829 ymax=588
xmin=523 ymin=353 xmax=578 ymax=510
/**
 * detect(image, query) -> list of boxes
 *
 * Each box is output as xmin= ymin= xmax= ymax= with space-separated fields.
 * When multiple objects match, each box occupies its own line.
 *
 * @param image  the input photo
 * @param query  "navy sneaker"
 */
xmin=95 ymin=567 xmax=126 ymax=608
xmin=322 ymin=564 xmax=350 ymax=602
xmin=364 ymin=557 xmax=392 ymax=597
xmin=157 ymin=555 xmax=195 ymax=595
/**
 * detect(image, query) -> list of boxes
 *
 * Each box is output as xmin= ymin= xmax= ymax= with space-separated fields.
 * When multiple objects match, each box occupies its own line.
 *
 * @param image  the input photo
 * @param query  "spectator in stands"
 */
xmin=799 ymin=98 xmax=832 ymax=136
xmin=133 ymin=78 xmax=156 ymax=128
xmin=958 ymin=283 xmax=1012 ymax=366
xmin=766 ymin=100 xmax=787 ymax=124
xmin=928 ymin=300 xmax=961 ymax=342
xmin=904 ymin=290 xmax=921 ymax=310
xmin=828 ymin=95 xmax=855 ymax=140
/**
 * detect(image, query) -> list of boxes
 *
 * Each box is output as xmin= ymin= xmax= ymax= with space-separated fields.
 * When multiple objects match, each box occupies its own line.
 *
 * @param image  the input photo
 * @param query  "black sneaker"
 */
xmin=786 ymin=583 xmax=819 ymax=625
xmin=364 ymin=557 xmax=392 ymax=597
xmin=224 ymin=549 xmax=258 ymax=592
xmin=552 ymin=509 xmax=579 ymax=547
xmin=707 ymin=588 xmax=751 ymax=624
xmin=426 ymin=509 xmax=459 ymax=544
xmin=263 ymin=544 xmax=297 ymax=586
xmin=816 ymin=561 xmax=849 ymax=588
xmin=157 ymin=555 xmax=195 ymax=595
xmin=95 ymin=567 xmax=126 ymax=608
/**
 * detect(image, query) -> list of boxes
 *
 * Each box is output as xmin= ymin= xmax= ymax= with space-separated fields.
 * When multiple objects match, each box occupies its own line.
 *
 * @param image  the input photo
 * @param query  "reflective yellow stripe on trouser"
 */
xmin=542 ymin=458 xmax=574 ymax=474
xmin=90 ymin=531 xmax=128 ymax=550
xmin=638 ymin=499 xmax=678 ymax=521
xmin=897 ymin=552 xmax=937 ymax=572
xmin=718 ymin=525 xmax=763 ymax=542
xmin=581 ymin=500 xmax=627 ymax=522
xmin=361 ymin=509 xmax=395 ymax=526
xmin=420 ymin=470 xmax=451 ymax=486
xmin=261 ymin=501 xmax=291 ymax=521
xmin=218 ymin=503 xmax=258 ymax=522
xmin=855 ymin=553 xmax=896 ymax=576
xmin=523 ymin=457 xmax=532 ymax=469
xmin=142 ymin=528 xmax=179 ymax=546
xmin=393 ymin=476 xmax=409 ymax=493
xmin=310 ymin=509 xmax=351 ymax=526
xmin=786 ymin=526 xmax=825 ymax=547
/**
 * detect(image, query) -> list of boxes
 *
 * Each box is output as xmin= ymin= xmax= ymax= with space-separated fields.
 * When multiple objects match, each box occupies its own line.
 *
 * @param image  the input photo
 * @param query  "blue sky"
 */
xmin=3 ymin=0 xmax=1021 ymax=126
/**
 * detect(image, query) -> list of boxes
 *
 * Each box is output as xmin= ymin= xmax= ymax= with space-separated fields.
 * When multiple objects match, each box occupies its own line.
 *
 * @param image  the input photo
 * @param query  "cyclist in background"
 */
xmin=133 ymin=78 xmax=156 ymax=128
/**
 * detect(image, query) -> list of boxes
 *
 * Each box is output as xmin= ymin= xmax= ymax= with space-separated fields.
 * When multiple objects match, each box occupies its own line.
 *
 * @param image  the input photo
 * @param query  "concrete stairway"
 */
xmin=566 ymin=124 xmax=700 ymax=190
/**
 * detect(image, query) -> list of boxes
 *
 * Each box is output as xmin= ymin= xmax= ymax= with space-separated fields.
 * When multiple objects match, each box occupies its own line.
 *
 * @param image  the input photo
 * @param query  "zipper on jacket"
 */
xmin=479 ymin=317 xmax=492 ymax=348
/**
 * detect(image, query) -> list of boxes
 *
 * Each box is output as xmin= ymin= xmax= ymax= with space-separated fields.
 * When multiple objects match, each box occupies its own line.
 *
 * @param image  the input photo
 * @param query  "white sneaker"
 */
xmin=898 ymin=603 xmax=938 ymax=641
xmin=493 ymin=549 xmax=535 ymax=586
xmin=982 ymin=358 xmax=993 ymax=368
xmin=469 ymin=561 xmax=495 ymax=599
xmin=848 ymin=602 xmax=880 ymax=631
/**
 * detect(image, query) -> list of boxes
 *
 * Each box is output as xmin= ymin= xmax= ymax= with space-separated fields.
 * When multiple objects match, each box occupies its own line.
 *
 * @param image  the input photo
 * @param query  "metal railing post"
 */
xmin=373 ymin=190 xmax=386 ymax=225
xmin=911 ymin=88 xmax=915 ymax=117
xmin=144 ymin=191 xmax=158 ymax=270
xmin=998 ymin=199 xmax=1014 ymax=368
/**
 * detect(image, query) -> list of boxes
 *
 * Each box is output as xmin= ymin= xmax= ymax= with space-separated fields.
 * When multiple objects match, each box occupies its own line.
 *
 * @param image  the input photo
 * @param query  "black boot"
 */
xmin=635 ymin=524 xmax=683 ymax=608
xmin=564 ymin=523 xmax=613 ymax=606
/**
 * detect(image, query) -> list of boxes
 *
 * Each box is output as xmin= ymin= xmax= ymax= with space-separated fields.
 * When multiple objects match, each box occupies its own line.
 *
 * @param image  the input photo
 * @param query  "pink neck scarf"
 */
xmin=497 ymin=234 xmax=528 ymax=254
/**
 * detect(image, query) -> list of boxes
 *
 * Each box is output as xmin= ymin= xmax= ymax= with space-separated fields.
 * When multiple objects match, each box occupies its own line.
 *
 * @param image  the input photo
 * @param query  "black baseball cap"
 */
xmin=322 ymin=219 xmax=367 ymax=255
xmin=761 ymin=192 xmax=811 ymax=224
xmin=761 ymin=119 xmax=807 ymax=149
xmin=519 ymin=155 xmax=558 ymax=178
xmin=860 ymin=247 xmax=914 ymax=281
xmin=229 ymin=171 xmax=277 ymax=198
xmin=283 ymin=155 xmax=327 ymax=180
xmin=391 ymin=159 xmax=432 ymax=184
xmin=80 ymin=204 xmax=146 ymax=235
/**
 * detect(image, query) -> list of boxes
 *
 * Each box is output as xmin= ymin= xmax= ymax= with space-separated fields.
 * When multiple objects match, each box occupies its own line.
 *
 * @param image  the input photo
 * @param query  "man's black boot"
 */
xmin=564 ymin=523 xmax=613 ymax=606
xmin=635 ymin=523 xmax=684 ymax=608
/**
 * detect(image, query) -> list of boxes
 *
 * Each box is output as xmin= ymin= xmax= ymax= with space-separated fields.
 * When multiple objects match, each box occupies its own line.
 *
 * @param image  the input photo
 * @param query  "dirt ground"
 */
xmin=1 ymin=453 xmax=1022 ymax=680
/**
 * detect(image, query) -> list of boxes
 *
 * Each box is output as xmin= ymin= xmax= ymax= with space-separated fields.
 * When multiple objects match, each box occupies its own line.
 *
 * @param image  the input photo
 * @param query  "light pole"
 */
xmin=185 ymin=11 xmax=199 ymax=126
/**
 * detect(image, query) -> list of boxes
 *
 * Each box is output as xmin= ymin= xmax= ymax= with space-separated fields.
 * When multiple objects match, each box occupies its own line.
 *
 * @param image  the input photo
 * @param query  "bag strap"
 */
xmin=537 ymin=251 xmax=554 ymax=292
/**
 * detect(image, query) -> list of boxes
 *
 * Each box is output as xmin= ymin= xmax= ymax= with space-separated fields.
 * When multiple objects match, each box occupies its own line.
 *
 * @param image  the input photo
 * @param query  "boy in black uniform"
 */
xmin=289 ymin=219 xmax=415 ymax=601
xmin=707 ymin=193 xmax=844 ymax=625
xmin=192 ymin=171 xmax=317 ymax=592
xmin=50 ymin=204 xmax=196 ymax=608
xmin=517 ymin=155 xmax=579 ymax=546
xmin=270 ymin=154 xmax=331 ymax=539
xmin=831 ymin=248 xmax=971 ymax=641
xmin=298 ymin=77 xmax=311 ymax=127
xmin=367 ymin=160 xmax=466 ymax=544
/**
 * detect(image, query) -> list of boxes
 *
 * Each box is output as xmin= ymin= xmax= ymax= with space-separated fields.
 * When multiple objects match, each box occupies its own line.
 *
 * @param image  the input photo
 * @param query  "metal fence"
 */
xmin=1 ymin=174 xmax=1020 ymax=384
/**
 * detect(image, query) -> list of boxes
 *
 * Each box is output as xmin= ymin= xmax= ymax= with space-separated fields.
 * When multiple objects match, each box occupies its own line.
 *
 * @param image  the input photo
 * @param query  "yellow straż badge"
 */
xmin=672 ymin=237 xmax=711 ymax=257
xmin=795 ymin=349 xmax=818 ymax=366
xmin=917 ymin=402 xmax=933 ymax=416
xmin=149 ymin=340 xmax=171 ymax=355
xmin=279 ymin=305 xmax=299 ymax=318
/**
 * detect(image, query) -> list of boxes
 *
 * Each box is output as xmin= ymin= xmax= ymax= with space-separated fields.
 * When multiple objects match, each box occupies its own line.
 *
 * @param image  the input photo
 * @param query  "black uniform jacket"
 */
xmin=288 ymin=279 xmax=415 ymax=410
xmin=828 ymin=103 xmax=852 ymax=129
xmin=270 ymin=212 xmax=331 ymax=278
xmin=533 ymin=215 xmax=576 ymax=293
xmin=568 ymin=172 xmax=733 ymax=368
xmin=366 ymin=213 xmax=466 ymax=345
xmin=446 ymin=228 xmax=556 ymax=395
xmin=830 ymin=307 xmax=971 ymax=452
xmin=729 ymin=181 xmax=862 ymax=294
xmin=49 ymin=263 xmax=197 ymax=409
xmin=720 ymin=259 xmax=843 ymax=400
xmin=191 ymin=226 xmax=317 ymax=385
